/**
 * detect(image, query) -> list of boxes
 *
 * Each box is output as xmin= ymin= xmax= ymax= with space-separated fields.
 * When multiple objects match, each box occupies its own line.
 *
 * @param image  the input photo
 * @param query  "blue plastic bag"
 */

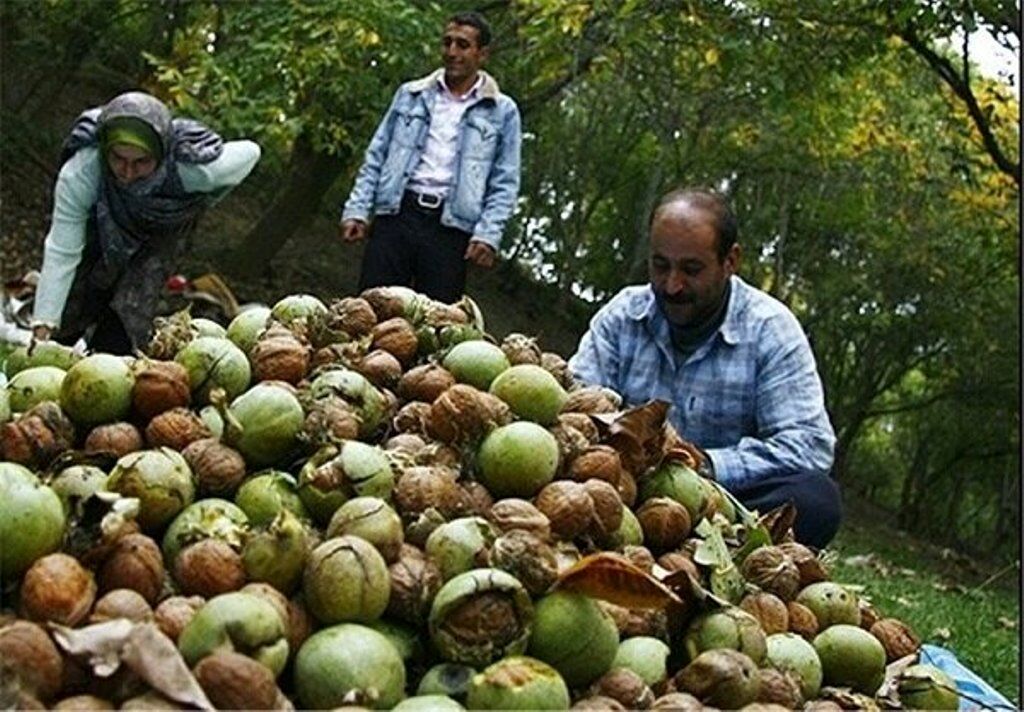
xmin=919 ymin=644 xmax=1016 ymax=711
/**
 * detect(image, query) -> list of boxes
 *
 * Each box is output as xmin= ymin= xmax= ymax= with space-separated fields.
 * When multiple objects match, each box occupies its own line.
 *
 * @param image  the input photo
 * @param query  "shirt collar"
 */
xmin=631 ymin=276 xmax=744 ymax=346
xmin=436 ymin=73 xmax=484 ymax=100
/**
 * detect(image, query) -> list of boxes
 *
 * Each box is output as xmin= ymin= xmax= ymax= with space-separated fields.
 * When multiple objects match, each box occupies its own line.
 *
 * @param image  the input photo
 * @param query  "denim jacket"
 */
xmin=342 ymin=69 xmax=521 ymax=250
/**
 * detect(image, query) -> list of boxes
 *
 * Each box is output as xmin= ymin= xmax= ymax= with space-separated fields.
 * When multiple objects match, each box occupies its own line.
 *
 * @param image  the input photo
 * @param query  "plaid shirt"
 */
xmin=568 ymin=276 xmax=835 ymax=489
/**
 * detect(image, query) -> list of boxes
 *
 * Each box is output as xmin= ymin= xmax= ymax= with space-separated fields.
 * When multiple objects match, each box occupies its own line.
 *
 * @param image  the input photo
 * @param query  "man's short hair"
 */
xmin=448 ymin=11 xmax=492 ymax=47
xmin=651 ymin=188 xmax=738 ymax=262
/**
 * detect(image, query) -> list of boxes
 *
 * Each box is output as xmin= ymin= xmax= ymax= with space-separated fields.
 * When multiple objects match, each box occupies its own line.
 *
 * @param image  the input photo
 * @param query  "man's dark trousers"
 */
xmin=359 ymin=191 xmax=472 ymax=304
xmin=729 ymin=472 xmax=843 ymax=549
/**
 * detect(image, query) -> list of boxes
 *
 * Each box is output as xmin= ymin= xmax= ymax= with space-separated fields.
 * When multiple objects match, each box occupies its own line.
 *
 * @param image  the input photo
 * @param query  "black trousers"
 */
xmin=729 ymin=471 xmax=843 ymax=549
xmin=358 ymin=192 xmax=472 ymax=304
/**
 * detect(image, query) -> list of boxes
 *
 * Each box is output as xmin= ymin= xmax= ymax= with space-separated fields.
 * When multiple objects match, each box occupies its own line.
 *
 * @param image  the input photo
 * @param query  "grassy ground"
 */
xmin=827 ymin=501 xmax=1020 ymax=705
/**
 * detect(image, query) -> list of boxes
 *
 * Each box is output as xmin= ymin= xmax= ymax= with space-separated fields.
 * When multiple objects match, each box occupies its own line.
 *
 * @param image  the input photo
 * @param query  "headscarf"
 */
xmin=101 ymin=117 xmax=164 ymax=162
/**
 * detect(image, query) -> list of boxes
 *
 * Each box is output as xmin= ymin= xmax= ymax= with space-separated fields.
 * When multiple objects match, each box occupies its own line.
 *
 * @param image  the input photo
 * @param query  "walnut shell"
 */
xmin=569 ymin=445 xmax=624 ymax=486
xmin=487 ymin=498 xmax=551 ymax=540
xmin=617 ymin=471 xmax=638 ymax=508
xmin=361 ymin=286 xmax=411 ymax=321
xmin=131 ymin=360 xmax=190 ymax=421
xmin=371 ymin=317 xmax=419 ymax=365
xmin=589 ymin=668 xmax=655 ymax=710
xmin=0 ymin=402 xmax=76 ymax=468
xmin=426 ymin=384 xmax=511 ymax=445
xmin=563 ymin=386 xmax=620 ymax=414
xmin=356 ymin=349 xmax=404 ymax=390
xmin=870 ymin=618 xmax=921 ymax=661
xmin=251 ymin=329 xmax=311 ymax=384
xmin=583 ymin=479 xmax=623 ymax=538
xmin=326 ymin=296 xmax=377 ymax=338
xmin=182 ymin=438 xmax=247 ymax=497
xmin=193 ymin=651 xmax=282 ymax=710
xmin=739 ymin=592 xmax=789 ymax=635
xmin=392 ymin=400 xmax=432 ymax=435
xmin=97 ymin=533 xmax=165 ymax=604
xmin=540 ymin=351 xmax=573 ymax=389
xmin=173 ymin=539 xmax=245 ymax=597
xmin=636 ymin=497 xmax=691 ymax=552
xmin=398 ymin=363 xmax=456 ymax=403
xmin=650 ymin=692 xmax=703 ymax=711
xmin=488 ymin=529 xmax=559 ymax=596
xmin=88 ymin=589 xmax=153 ymax=623
xmin=144 ymin=407 xmax=210 ymax=451
xmin=556 ymin=412 xmax=601 ymax=443
xmin=534 ymin=480 xmax=595 ymax=540
xmin=459 ymin=480 xmax=494 ymax=517
xmin=755 ymin=667 xmax=804 ymax=708
xmin=740 ymin=546 xmax=801 ymax=600
xmin=0 ymin=621 xmax=64 ymax=702
xmin=777 ymin=542 xmax=829 ymax=586
xmin=786 ymin=601 xmax=819 ymax=640
xmin=393 ymin=466 xmax=467 ymax=519
xmin=83 ymin=422 xmax=144 ymax=457
xmin=656 ymin=551 xmax=702 ymax=582
xmin=386 ymin=544 xmax=443 ymax=626
xmin=858 ymin=598 xmax=881 ymax=630
xmin=598 ymin=601 xmax=670 ymax=640
xmin=153 ymin=596 xmax=205 ymax=643
xmin=20 ymin=553 xmax=96 ymax=626
xmin=571 ymin=696 xmax=627 ymax=711
xmin=621 ymin=545 xmax=656 ymax=573
xmin=384 ymin=433 xmax=427 ymax=454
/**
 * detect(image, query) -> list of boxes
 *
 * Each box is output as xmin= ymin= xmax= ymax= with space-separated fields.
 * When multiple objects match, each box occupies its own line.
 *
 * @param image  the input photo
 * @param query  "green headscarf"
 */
xmin=101 ymin=116 xmax=163 ymax=163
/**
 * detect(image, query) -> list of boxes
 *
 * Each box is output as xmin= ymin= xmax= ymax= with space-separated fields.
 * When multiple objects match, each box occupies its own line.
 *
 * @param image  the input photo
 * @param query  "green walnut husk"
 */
xmin=796 ymin=581 xmax=861 ymax=628
xmin=765 ymin=632 xmax=824 ymax=700
xmin=425 ymin=517 xmax=498 ymax=581
xmin=813 ymin=624 xmax=887 ymax=695
xmin=226 ymin=306 xmax=272 ymax=354
xmin=105 ymin=447 xmax=195 ymax=531
xmin=223 ymin=382 xmax=304 ymax=467
xmin=175 ymin=336 xmax=251 ymax=404
xmin=304 ymin=535 xmax=390 ymax=624
xmin=683 ymin=607 xmax=767 ymax=664
xmin=4 ymin=340 xmax=79 ymax=376
xmin=488 ymin=364 xmax=567 ymax=425
xmin=640 ymin=459 xmax=706 ymax=521
xmin=365 ymin=618 xmax=425 ymax=664
xmin=178 ymin=591 xmax=289 ymax=676
xmin=48 ymin=464 xmax=108 ymax=514
xmin=528 ymin=591 xmax=620 ymax=688
xmin=294 ymin=623 xmax=406 ymax=710
xmin=466 ymin=656 xmax=570 ymax=710
xmin=601 ymin=505 xmax=643 ymax=548
xmin=307 ymin=367 xmax=387 ymax=438
xmin=429 ymin=568 xmax=534 ymax=668
xmin=60 ymin=353 xmax=134 ymax=427
xmin=441 ymin=340 xmax=510 ymax=390
xmin=326 ymin=496 xmax=403 ymax=562
xmin=0 ymin=462 xmax=65 ymax=578
xmin=417 ymin=663 xmax=476 ymax=701
xmin=6 ymin=365 xmax=66 ymax=412
xmin=161 ymin=497 xmax=249 ymax=565
xmin=242 ymin=509 xmax=310 ymax=594
xmin=476 ymin=421 xmax=560 ymax=498
xmin=612 ymin=636 xmax=671 ymax=688
xmin=234 ymin=470 xmax=309 ymax=526
xmin=271 ymin=293 xmax=328 ymax=329
xmin=0 ymin=388 xmax=9 ymax=423
xmin=392 ymin=694 xmax=464 ymax=711
xmin=298 ymin=441 xmax=395 ymax=525
xmin=897 ymin=664 xmax=960 ymax=710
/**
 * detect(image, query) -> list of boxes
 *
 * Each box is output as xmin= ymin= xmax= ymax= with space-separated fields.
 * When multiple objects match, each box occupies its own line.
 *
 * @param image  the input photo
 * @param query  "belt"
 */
xmin=404 ymin=190 xmax=444 ymax=211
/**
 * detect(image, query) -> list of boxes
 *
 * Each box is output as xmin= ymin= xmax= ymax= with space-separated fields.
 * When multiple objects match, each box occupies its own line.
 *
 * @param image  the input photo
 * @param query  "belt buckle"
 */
xmin=416 ymin=192 xmax=442 ymax=209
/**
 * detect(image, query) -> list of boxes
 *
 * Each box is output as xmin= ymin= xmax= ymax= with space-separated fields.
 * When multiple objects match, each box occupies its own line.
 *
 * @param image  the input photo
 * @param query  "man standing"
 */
xmin=569 ymin=188 xmax=841 ymax=548
xmin=340 ymin=12 xmax=521 ymax=304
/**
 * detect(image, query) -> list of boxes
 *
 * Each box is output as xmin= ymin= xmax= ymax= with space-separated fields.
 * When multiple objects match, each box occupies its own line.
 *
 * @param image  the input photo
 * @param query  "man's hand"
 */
xmin=465 ymin=240 xmax=496 ymax=268
xmin=339 ymin=219 xmax=367 ymax=243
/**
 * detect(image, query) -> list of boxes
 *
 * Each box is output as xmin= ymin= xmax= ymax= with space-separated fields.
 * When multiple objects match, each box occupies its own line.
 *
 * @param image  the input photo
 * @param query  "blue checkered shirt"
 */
xmin=568 ymin=276 xmax=835 ymax=489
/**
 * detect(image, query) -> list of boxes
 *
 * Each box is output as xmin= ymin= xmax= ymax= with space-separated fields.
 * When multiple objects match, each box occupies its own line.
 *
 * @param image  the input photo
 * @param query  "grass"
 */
xmin=827 ymin=506 xmax=1020 ymax=705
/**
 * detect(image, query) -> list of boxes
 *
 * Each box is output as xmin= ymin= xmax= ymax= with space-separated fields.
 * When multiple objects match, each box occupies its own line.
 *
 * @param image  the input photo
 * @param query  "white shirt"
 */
xmin=406 ymin=74 xmax=483 ymax=198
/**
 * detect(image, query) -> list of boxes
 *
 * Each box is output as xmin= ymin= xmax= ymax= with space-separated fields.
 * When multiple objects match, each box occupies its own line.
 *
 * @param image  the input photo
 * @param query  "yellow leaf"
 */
xmin=704 ymin=47 xmax=720 ymax=66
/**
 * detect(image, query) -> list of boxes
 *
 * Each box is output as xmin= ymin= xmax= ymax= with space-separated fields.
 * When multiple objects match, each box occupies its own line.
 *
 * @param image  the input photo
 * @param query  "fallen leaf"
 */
xmin=895 ymin=596 xmax=917 ymax=608
xmin=997 ymin=616 xmax=1017 ymax=630
xmin=931 ymin=627 xmax=952 ymax=641
xmin=554 ymin=552 xmax=683 ymax=610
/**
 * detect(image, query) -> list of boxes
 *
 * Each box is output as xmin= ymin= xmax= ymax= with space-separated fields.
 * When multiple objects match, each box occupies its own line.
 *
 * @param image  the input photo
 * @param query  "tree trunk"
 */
xmin=231 ymin=132 xmax=348 ymax=278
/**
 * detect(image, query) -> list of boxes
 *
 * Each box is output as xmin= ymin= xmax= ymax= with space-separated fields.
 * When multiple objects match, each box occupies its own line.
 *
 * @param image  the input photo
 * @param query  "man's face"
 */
xmin=648 ymin=204 xmax=739 ymax=327
xmin=441 ymin=22 xmax=488 ymax=85
xmin=106 ymin=143 xmax=157 ymax=184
